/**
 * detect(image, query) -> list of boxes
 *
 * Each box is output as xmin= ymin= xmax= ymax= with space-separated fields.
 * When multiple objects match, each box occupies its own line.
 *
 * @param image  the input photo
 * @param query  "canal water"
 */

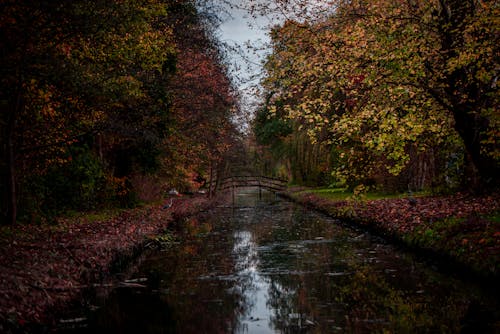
xmin=62 ymin=189 xmax=499 ymax=333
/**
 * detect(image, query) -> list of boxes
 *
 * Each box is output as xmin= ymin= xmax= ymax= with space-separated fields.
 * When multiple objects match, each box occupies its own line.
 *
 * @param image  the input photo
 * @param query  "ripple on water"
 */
xmin=62 ymin=192 xmax=500 ymax=334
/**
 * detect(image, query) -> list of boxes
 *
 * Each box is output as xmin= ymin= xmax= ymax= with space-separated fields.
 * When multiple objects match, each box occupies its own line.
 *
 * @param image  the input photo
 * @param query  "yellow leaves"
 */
xmin=117 ymin=75 xmax=144 ymax=96
xmin=106 ymin=175 xmax=130 ymax=197
xmin=24 ymin=80 xmax=62 ymax=121
xmin=260 ymin=0 xmax=496 ymax=184
xmin=136 ymin=30 xmax=175 ymax=72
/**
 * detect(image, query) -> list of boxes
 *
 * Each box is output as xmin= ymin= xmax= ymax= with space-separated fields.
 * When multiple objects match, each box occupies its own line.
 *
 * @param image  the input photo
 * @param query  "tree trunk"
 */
xmin=452 ymin=106 xmax=497 ymax=189
xmin=4 ymin=81 xmax=23 ymax=225
xmin=6 ymin=133 xmax=17 ymax=225
xmin=435 ymin=0 xmax=499 ymax=190
xmin=208 ymin=163 xmax=214 ymax=198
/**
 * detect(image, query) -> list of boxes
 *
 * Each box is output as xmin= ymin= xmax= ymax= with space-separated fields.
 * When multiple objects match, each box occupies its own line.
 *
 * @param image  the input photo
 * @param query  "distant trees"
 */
xmin=1 ymin=0 xmax=239 ymax=224
xmin=254 ymin=0 xmax=499 ymax=192
xmin=162 ymin=1 xmax=239 ymax=191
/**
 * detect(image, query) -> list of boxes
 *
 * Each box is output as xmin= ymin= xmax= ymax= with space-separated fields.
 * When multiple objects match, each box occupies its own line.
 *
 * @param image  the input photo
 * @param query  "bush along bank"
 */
xmin=281 ymin=188 xmax=499 ymax=285
xmin=0 ymin=194 xmax=219 ymax=333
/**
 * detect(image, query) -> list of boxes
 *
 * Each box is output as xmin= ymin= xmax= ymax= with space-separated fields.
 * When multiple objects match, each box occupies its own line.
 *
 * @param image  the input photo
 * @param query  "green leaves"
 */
xmin=257 ymin=0 xmax=498 ymax=190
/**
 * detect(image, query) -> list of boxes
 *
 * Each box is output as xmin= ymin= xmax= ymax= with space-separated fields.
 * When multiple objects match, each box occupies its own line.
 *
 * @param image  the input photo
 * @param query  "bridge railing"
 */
xmin=207 ymin=175 xmax=288 ymax=193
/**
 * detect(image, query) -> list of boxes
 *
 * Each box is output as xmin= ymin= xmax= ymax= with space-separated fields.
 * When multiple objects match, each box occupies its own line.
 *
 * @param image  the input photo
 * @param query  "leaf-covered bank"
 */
xmin=282 ymin=188 xmax=499 ymax=284
xmin=0 ymin=194 xmax=220 ymax=332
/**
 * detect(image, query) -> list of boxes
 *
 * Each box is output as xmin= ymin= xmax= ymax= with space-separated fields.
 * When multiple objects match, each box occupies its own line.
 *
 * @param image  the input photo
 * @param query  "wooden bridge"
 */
xmin=207 ymin=175 xmax=288 ymax=198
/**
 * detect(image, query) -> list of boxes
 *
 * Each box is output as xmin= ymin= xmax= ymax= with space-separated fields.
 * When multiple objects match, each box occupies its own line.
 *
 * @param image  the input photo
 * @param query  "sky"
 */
xmin=216 ymin=1 xmax=275 ymax=127
xmin=214 ymin=0 xmax=333 ymax=130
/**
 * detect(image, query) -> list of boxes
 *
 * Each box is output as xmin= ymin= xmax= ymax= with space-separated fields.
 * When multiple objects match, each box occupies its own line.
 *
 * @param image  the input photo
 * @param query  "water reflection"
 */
xmin=65 ymin=188 xmax=499 ymax=333
xmin=233 ymin=230 xmax=274 ymax=333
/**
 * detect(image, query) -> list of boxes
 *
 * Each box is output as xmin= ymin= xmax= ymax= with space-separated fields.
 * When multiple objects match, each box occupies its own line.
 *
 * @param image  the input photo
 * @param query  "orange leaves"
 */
xmin=107 ymin=175 xmax=130 ymax=197
xmin=160 ymin=4 xmax=239 ymax=187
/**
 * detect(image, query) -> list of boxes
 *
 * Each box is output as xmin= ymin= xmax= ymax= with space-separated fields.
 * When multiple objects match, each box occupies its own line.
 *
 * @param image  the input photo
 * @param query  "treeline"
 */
xmin=253 ymin=0 xmax=499 ymax=193
xmin=0 ymin=0 xmax=239 ymax=224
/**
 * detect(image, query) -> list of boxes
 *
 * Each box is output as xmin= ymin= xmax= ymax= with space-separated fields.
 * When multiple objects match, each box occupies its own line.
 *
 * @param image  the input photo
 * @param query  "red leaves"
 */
xmin=355 ymin=193 xmax=499 ymax=234
xmin=349 ymin=74 xmax=366 ymax=85
xmin=297 ymin=189 xmax=499 ymax=236
xmin=290 ymin=189 xmax=499 ymax=276
xmin=0 ymin=195 xmax=212 ymax=327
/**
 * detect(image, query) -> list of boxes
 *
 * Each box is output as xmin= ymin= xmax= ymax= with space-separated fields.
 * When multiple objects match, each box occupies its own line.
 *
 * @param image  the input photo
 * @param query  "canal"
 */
xmin=61 ymin=188 xmax=499 ymax=333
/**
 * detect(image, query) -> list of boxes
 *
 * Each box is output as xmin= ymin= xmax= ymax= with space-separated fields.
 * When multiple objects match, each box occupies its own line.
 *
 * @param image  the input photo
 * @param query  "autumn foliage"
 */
xmin=254 ymin=0 xmax=499 ymax=192
xmin=0 ymin=0 xmax=239 ymax=224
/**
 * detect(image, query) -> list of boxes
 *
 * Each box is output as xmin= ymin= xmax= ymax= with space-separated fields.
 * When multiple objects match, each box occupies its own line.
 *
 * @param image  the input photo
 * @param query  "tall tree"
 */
xmin=161 ymin=0 xmax=239 ymax=190
xmin=0 ymin=0 xmax=177 ymax=223
xmin=429 ymin=0 xmax=499 ymax=187
xmin=258 ymin=0 xmax=499 ymax=190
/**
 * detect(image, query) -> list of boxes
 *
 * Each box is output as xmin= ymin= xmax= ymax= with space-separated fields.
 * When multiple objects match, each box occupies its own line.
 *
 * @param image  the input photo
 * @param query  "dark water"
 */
xmin=61 ymin=189 xmax=499 ymax=333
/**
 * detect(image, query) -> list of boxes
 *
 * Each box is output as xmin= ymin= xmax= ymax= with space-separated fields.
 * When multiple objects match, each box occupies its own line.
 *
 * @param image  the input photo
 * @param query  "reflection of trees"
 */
xmin=248 ymin=203 xmax=356 ymax=332
xmin=250 ymin=204 xmax=493 ymax=333
xmin=92 ymin=211 xmax=248 ymax=333
xmin=231 ymin=230 xmax=265 ymax=332
xmin=337 ymin=265 xmax=473 ymax=332
xmin=160 ymin=213 xmax=248 ymax=333
xmin=89 ymin=195 xmax=498 ymax=333
xmin=88 ymin=288 xmax=176 ymax=334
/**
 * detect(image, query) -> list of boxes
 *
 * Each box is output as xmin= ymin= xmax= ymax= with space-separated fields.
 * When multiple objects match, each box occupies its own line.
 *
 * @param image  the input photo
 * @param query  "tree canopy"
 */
xmin=254 ymin=0 xmax=499 ymax=191
xmin=1 ymin=0 xmax=239 ymax=224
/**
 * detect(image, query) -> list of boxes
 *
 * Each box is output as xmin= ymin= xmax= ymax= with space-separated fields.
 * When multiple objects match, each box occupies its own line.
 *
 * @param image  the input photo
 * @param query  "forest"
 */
xmin=253 ymin=0 xmax=499 ymax=193
xmin=1 ymin=0 xmax=241 ymax=225
xmin=0 ymin=0 xmax=499 ymax=331
xmin=2 ymin=0 xmax=498 ymax=225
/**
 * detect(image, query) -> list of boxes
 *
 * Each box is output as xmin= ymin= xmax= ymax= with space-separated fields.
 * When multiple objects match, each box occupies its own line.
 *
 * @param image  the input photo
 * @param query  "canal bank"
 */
xmin=49 ymin=188 xmax=500 ymax=333
xmin=0 ymin=194 xmax=222 ymax=333
xmin=3 ymin=188 xmax=498 ymax=333
xmin=280 ymin=187 xmax=500 ymax=286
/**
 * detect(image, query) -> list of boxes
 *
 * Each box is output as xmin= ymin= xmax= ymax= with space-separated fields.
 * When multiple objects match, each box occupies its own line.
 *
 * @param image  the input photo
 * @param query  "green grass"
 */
xmin=306 ymin=188 xmax=351 ymax=200
xmin=301 ymin=187 xmax=428 ymax=201
xmin=485 ymin=211 xmax=500 ymax=223
xmin=84 ymin=209 xmax=123 ymax=223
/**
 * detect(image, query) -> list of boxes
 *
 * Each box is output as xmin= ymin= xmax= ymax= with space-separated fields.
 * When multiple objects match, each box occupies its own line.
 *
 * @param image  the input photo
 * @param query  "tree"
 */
xmin=257 ymin=0 xmax=498 ymax=191
xmin=0 ymin=0 xmax=177 ymax=223
xmin=161 ymin=0 xmax=239 ymax=192
xmin=428 ymin=0 xmax=499 ymax=188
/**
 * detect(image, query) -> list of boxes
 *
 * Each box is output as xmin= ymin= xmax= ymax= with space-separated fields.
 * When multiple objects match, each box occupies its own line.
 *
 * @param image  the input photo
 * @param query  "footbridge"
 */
xmin=207 ymin=175 xmax=288 ymax=198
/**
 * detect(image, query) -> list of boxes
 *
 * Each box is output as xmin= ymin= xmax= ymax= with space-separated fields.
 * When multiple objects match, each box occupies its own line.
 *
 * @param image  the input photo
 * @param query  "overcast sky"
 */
xmin=218 ymin=3 xmax=273 ymax=84
xmin=213 ymin=0 xmax=332 ymax=129
xmin=215 ymin=1 xmax=277 ymax=128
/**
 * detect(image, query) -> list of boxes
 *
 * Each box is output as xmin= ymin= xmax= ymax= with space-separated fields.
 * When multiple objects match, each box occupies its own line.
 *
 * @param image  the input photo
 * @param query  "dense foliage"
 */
xmin=0 ymin=0 xmax=239 ymax=224
xmin=254 ymin=0 xmax=499 ymax=192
